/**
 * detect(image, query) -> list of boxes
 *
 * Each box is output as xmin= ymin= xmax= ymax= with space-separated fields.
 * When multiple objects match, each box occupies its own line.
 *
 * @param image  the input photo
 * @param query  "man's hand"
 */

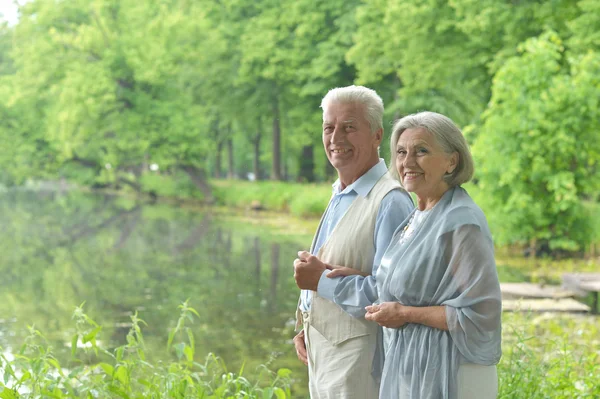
xmin=293 ymin=251 xmax=327 ymax=291
xmin=293 ymin=330 xmax=308 ymax=366
xmin=365 ymin=302 xmax=408 ymax=328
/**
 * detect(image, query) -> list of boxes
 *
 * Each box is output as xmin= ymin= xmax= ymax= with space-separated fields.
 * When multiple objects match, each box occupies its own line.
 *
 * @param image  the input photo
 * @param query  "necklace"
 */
xmin=398 ymin=209 xmax=431 ymax=245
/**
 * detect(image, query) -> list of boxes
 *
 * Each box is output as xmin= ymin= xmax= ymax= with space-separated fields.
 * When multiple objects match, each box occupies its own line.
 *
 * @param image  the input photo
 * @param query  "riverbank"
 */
xmin=140 ymin=172 xmax=332 ymax=218
xmin=141 ymin=174 xmax=600 ymax=255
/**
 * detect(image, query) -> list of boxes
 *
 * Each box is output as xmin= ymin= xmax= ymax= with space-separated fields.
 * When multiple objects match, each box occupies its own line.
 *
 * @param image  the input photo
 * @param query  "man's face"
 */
xmin=322 ymin=102 xmax=382 ymax=183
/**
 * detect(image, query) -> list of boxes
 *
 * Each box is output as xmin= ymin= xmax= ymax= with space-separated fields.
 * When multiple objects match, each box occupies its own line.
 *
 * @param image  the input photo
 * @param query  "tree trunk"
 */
xmin=298 ymin=144 xmax=315 ymax=182
xmin=271 ymin=97 xmax=282 ymax=180
xmin=269 ymin=243 xmax=280 ymax=311
xmin=254 ymin=237 xmax=261 ymax=295
xmin=113 ymin=208 xmax=142 ymax=251
xmin=180 ymin=165 xmax=214 ymax=203
xmin=227 ymin=138 xmax=235 ymax=179
xmin=215 ymin=141 xmax=223 ymax=178
xmin=253 ymin=133 xmax=261 ymax=181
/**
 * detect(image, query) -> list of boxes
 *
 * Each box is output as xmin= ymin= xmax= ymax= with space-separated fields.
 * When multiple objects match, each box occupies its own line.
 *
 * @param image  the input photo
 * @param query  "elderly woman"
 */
xmin=327 ymin=111 xmax=502 ymax=398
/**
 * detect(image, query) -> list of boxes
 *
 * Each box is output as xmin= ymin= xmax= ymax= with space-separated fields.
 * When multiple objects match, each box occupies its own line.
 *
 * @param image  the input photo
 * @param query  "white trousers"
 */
xmin=396 ymin=363 xmax=498 ymax=398
xmin=457 ymin=364 xmax=498 ymax=399
xmin=304 ymin=319 xmax=379 ymax=399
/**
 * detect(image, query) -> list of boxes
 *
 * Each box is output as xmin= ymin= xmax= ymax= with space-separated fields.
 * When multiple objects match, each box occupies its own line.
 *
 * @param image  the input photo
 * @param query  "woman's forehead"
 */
xmin=398 ymin=128 xmax=435 ymax=145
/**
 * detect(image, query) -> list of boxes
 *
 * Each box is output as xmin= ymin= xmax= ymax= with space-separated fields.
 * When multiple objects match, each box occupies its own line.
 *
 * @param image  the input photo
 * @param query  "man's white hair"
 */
xmin=320 ymin=85 xmax=384 ymax=133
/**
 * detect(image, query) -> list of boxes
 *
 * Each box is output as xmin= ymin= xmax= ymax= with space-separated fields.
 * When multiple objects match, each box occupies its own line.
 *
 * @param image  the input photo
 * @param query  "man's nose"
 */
xmin=330 ymin=127 xmax=345 ymax=143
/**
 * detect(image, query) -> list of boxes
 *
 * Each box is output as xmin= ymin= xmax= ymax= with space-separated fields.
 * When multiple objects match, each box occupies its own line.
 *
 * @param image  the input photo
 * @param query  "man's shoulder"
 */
xmin=367 ymin=171 xmax=402 ymax=199
xmin=381 ymin=186 xmax=413 ymax=208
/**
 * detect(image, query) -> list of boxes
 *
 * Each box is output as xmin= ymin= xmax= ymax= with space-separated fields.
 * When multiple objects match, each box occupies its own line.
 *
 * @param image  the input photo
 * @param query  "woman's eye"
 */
xmin=418 ymin=148 xmax=428 ymax=154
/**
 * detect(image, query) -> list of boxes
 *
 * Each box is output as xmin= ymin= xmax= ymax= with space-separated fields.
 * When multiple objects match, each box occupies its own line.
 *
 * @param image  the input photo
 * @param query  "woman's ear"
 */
xmin=448 ymin=152 xmax=459 ymax=174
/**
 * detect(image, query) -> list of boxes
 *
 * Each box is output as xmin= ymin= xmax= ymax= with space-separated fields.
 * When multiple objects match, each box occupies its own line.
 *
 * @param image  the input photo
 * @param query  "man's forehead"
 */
xmin=322 ymin=118 xmax=357 ymax=124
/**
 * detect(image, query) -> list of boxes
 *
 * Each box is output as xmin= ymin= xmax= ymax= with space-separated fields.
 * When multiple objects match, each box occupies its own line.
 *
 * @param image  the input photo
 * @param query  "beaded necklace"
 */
xmin=398 ymin=209 xmax=431 ymax=245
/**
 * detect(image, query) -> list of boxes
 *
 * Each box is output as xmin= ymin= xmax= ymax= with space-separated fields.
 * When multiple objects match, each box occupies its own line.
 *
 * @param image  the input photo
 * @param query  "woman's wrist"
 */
xmin=399 ymin=304 xmax=414 ymax=324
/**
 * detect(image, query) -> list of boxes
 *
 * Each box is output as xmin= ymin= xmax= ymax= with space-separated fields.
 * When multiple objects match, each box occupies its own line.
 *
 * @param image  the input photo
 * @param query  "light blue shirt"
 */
xmin=299 ymin=159 xmax=414 ymax=318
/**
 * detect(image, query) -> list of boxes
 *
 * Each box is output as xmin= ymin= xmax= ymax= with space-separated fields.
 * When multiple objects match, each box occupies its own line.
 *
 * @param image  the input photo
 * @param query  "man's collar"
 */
xmin=332 ymin=159 xmax=388 ymax=198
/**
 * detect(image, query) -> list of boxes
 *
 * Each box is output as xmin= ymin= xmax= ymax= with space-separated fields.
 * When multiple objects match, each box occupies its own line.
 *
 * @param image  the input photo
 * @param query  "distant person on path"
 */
xmin=292 ymin=85 xmax=413 ymax=399
xmin=328 ymin=111 xmax=502 ymax=398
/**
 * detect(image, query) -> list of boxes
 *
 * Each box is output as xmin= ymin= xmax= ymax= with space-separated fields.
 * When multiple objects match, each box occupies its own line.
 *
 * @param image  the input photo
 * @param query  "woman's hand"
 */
xmin=365 ymin=302 xmax=409 ymax=328
xmin=325 ymin=264 xmax=370 ymax=278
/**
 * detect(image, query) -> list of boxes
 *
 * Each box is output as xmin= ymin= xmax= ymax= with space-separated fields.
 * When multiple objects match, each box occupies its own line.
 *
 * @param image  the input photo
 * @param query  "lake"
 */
xmin=0 ymin=189 xmax=312 ymax=396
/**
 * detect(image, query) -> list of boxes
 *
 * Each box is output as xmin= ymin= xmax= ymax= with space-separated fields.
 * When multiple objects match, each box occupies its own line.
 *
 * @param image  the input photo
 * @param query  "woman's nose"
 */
xmin=403 ymin=152 xmax=416 ymax=167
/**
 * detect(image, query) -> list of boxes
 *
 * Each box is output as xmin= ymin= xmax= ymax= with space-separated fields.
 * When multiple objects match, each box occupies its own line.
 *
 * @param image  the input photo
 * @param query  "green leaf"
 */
xmin=115 ymin=366 xmax=129 ymax=387
xmin=18 ymin=371 xmax=31 ymax=384
xmin=0 ymin=389 xmax=18 ymax=399
xmin=262 ymin=387 xmax=274 ymax=399
xmin=71 ymin=334 xmax=78 ymax=357
xmin=184 ymin=346 xmax=194 ymax=363
xmin=82 ymin=326 xmax=102 ymax=344
xmin=274 ymin=387 xmax=287 ymax=399
xmin=186 ymin=328 xmax=195 ymax=351
xmin=167 ymin=330 xmax=175 ymax=351
xmin=276 ymin=368 xmax=292 ymax=379
xmin=173 ymin=343 xmax=185 ymax=360
xmin=98 ymin=363 xmax=114 ymax=377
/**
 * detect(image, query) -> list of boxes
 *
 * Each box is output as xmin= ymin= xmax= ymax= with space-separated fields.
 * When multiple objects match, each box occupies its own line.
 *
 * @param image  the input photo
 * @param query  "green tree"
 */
xmin=472 ymin=31 xmax=600 ymax=253
xmin=0 ymin=0 xmax=231 ymax=199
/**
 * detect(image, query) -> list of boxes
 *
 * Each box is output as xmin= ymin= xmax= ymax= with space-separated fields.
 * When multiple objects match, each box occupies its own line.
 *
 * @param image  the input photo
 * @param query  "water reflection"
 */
xmin=0 ymin=190 xmax=310 ymax=397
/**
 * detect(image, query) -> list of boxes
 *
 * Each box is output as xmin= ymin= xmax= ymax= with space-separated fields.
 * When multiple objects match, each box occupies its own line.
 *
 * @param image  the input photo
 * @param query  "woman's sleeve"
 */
xmin=441 ymin=224 xmax=502 ymax=365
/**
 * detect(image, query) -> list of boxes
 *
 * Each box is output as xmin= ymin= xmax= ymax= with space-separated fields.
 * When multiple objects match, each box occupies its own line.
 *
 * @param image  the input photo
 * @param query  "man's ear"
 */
xmin=374 ymin=128 xmax=383 ymax=147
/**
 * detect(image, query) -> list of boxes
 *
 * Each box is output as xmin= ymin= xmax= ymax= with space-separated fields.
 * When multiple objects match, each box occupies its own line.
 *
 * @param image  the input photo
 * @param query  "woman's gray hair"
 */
xmin=389 ymin=111 xmax=474 ymax=186
xmin=320 ymin=85 xmax=384 ymax=133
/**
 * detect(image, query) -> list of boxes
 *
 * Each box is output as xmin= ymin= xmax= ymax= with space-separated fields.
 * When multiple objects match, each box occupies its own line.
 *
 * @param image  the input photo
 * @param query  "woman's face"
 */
xmin=395 ymin=127 xmax=457 ymax=202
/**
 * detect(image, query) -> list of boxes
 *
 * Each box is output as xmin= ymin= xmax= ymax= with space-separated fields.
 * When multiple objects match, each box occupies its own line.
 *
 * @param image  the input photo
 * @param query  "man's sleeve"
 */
xmin=316 ymin=189 xmax=413 ymax=318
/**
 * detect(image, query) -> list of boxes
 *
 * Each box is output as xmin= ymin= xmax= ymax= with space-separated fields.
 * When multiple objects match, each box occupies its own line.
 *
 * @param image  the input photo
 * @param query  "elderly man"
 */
xmin=293 ymin=85 xmax=413 ymax=398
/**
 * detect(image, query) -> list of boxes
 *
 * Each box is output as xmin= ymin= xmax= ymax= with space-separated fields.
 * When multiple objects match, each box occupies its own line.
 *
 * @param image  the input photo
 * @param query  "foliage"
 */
xmin=212 ymin=180 xmax=331 ymax=218
xmin=472 ymin=31 xmax=600 ymax=252
xmin=1 ymin=306 xmax=598 ymax=399
xmin=498 ymin=313 xmax=600 ymax=399
xmin=1 ymin=0 xmax=600 ymax=251
xmin=0 ymin=303 xmax=292 ymax=398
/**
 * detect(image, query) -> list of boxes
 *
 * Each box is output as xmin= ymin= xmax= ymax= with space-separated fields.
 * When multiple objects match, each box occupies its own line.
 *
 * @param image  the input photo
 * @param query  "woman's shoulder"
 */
xmin=437 ymin=187 xmax=490 ymax=234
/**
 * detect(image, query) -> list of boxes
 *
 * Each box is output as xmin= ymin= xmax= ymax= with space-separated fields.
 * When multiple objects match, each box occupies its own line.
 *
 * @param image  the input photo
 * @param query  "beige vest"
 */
xmin=298 ymin=172 xmax=401 ymax=345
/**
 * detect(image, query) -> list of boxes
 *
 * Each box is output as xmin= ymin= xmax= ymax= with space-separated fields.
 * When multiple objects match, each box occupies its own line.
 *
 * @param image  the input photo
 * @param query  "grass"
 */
xmin=498 ymin=312 xmax=600 ymax=398
xmin=139 ymin=172 xmax=205 ymax=201
xmin=0 ymin=302 xmax=292 ymax=399
xmin=1 ymin=307 xmax=597 ymax=399
xmin=583 ymin=200 xmax=600 ymax=256
xmin=211 ymin=180 xmax=331 ymax=218
xmin=139 ymin=174 xmax=332 ymax=218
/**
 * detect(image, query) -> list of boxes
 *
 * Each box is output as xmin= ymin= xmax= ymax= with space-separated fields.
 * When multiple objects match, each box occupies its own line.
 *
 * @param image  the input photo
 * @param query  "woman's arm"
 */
xmin=365 ymin=302 xmax=448 ymax=330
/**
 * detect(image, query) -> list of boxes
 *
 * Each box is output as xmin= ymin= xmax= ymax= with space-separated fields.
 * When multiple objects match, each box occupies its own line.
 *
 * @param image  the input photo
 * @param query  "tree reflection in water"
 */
xmin=0 ymin=189 xmax=310 ymax=396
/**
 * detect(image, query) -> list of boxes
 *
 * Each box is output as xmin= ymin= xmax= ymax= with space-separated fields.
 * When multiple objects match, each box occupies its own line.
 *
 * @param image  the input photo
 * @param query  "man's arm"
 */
xmin=316 ymin=189 xmax=413 ymax=318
